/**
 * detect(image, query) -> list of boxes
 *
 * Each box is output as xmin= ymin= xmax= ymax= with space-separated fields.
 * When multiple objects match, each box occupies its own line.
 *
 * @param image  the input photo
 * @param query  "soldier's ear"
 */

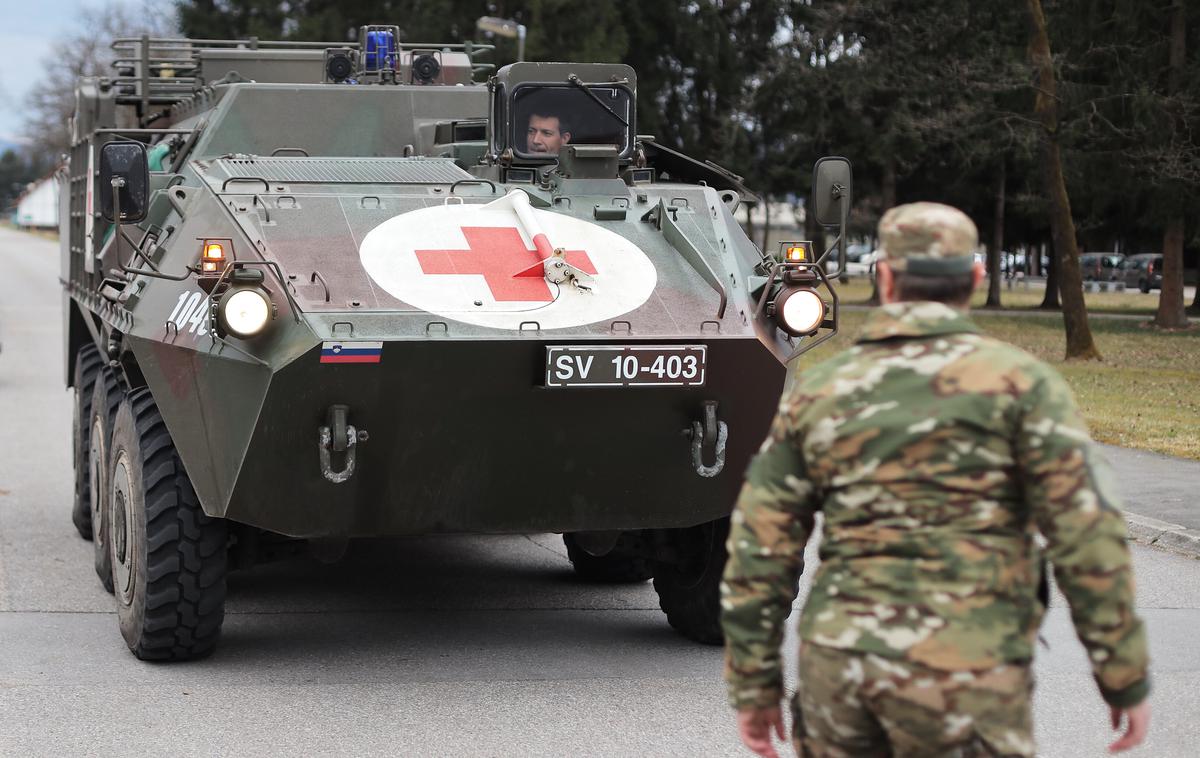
xmin=562 ymin=132 xmax=571 ymax=143
xmin=876 ymin=261 xmax=896 ymax=304
xmin=971 ymin=260 xmax=985 ymax=291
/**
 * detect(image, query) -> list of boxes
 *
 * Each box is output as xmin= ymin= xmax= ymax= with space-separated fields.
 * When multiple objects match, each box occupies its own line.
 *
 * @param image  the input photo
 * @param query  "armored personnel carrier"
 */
xmin=61 ymin=27 xmax=851 ymax=659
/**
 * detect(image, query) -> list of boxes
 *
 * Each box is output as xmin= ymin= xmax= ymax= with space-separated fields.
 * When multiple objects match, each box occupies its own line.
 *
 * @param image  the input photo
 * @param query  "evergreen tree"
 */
xmin=0 ymin=150 xmax=34 ymax=210
xmin=1047 ymin=0 xmax=1198 ymax=325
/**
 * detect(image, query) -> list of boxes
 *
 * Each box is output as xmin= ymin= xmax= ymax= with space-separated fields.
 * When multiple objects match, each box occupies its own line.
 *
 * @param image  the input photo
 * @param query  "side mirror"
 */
xmin=812 ymin=156 xmax=852 ymax=227
xmin=99 ymin=141 xmax=150 ymax=224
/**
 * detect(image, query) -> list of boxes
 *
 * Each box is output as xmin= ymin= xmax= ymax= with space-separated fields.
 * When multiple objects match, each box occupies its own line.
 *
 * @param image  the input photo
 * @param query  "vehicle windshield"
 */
xmin=512 ymin=85 xmax=631 ymax=158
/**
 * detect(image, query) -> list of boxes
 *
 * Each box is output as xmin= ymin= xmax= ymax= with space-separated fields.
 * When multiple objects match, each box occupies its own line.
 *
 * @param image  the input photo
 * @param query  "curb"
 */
xmin=1125 ymin=512 xmax=1200 ymax=558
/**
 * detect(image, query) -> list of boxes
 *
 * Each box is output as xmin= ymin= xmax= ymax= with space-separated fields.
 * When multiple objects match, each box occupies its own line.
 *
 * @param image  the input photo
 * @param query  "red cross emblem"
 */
xmin=415 ymin=227 xmax=597 ymax=302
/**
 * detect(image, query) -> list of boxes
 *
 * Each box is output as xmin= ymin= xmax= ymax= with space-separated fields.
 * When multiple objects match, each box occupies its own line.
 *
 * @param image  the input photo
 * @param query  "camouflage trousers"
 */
xmin=792 ymin=643 xmax=1035 ymax=758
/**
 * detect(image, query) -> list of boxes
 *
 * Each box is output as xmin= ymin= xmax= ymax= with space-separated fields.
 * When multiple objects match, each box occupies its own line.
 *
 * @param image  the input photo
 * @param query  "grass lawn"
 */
xmin=796 ymin=304 xmax=1200 ymax=461
xmin=832 ymin=276 xmax=1177 ymax=315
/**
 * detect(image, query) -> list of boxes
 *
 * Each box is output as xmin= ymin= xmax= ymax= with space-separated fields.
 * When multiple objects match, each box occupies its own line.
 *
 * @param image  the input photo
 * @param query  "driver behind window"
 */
xmin=526 ymin=109 xmax=572 ymax=154
xmin=515 ymin=86 xmax=630 ymax=157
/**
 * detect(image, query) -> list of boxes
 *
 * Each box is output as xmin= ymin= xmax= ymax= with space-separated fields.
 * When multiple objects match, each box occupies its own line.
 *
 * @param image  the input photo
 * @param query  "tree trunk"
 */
xmin=1026 ymin=0 xmax=1101 ymax=360
xmin=804 ymin=198 xmax=820 ymax=257
xmin=1040 ymin=242 xmax=1061 ymax=310
xmin=986 ymin=162 xmax=1005 ymax=307
xmin=812 ymin=223 xmax=827 ymax=274
xmin=760 ymin=195 xmax=771 ymax=254
xmin=743 ymin=202 xmax=754 ymax=249
xmin=1154 ymin=217 xmax=1188 ymax=328
xmin=1190 ymin=272 xmax=1200 ymax=314
xmin=1154 ymin=2 xmax=1188 ymax=329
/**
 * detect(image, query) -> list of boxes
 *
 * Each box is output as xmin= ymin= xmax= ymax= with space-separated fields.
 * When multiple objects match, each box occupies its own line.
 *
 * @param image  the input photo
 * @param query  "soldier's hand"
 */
xmin=1108 ymin=700 xmax=1151 ymax=753
xmin=736 ymin=706 xmax=787 ymax=758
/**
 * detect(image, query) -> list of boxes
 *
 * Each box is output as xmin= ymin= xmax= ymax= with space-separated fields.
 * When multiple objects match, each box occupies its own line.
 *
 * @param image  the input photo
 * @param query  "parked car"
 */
xmin=1119 ymin=254 xmax=1163 ymax=293
xmin=845 ymin=249 xmax=880 ymax=276
xmin=1080 ymin=252 xmax=1125 ymax=282
xmin=845 ymin=243 xmax=873 ymax=263
xmin=1000 ymin=251 xmax=1025 ymax=275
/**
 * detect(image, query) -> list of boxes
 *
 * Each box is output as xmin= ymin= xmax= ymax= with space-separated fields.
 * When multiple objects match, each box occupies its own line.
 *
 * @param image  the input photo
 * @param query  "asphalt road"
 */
xmin=2 ymin=225 xmax=1198 ymax=757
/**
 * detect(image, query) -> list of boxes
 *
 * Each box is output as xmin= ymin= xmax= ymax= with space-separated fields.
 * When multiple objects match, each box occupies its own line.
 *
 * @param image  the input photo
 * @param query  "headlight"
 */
xmin=774 ymin=287 xmax=825 ymax=336
xmin=217 ymin=287 xmax=273 ymax=338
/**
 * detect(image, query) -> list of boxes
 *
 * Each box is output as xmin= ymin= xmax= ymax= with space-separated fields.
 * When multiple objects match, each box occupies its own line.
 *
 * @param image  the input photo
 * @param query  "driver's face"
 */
xmin=527 ymin=115 xmax=570 ymax=154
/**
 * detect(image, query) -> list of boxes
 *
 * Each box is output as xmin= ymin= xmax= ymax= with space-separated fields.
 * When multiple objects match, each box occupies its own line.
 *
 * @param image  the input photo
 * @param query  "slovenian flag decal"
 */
xmin=320 ymin=341 xmax=383 ymax=364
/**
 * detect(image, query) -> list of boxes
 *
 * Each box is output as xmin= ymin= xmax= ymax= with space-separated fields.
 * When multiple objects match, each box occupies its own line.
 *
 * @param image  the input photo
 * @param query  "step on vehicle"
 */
xmin=63 ymin=26 xmax=851 ymax=659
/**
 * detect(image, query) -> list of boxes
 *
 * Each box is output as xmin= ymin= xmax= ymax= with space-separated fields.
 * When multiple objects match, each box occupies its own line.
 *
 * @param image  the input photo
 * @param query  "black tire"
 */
xmin=108 ymin=389 xmax=228 ymax=660
xmin=563 ymin=533 xmax=653 ymax=583
xmin=651 ymin=517 xmax=730 ymax=645
xmin=71 ymin=344 xmax=104 ymax=540
xmin=88 ymin=368 xmax=122 ymax=594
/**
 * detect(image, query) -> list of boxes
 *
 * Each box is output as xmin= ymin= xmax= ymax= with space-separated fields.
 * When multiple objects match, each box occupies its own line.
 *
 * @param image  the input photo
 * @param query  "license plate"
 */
xmin=545 ymin=345 xmax=707 ymax=388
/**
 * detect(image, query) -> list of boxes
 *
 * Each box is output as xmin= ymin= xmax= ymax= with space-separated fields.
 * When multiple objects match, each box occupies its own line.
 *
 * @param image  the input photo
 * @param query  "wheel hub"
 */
xmin=111 ymin=453 xmax=136 ymax=604
xmin=89 ymin=418 xmax=105 ymax=547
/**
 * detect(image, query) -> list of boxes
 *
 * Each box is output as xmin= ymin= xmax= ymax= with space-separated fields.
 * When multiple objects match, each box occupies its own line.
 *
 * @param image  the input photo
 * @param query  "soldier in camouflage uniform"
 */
xmin=721 ymin=202 xmax=1151 ymax=757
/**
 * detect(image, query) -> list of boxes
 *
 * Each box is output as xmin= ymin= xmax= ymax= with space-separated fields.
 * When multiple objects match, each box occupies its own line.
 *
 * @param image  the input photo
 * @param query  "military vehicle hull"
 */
xmin=133 ymin=334 xmax=785 ymax=537
xmin=62 ymin=38 xmax=849 ymax=657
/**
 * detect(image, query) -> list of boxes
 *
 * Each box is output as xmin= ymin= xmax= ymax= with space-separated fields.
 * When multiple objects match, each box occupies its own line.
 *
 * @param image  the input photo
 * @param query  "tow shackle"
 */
xmin=686 ymin=400 xmax=727 ymax=478
xmin=318 ymin=404 xmax=368 ymax=484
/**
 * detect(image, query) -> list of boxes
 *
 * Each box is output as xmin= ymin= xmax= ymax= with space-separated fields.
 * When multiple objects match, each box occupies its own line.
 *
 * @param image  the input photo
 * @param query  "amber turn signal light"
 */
xmin=200 ymin=241 xmax=226 ymax=273
xmin=779 ymin=240 xmax=812 ymax=263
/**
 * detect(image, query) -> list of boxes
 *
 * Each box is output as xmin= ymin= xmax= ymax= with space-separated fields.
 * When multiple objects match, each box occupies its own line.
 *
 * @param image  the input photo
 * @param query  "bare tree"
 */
xmin=22 ymin=1 xmax=175 ymax=163
xmin=985 ymin=161 xmax=1005 ymax=307
xmin=1153 ymin=1 xmax=1189 ymax=330
xmin=1026 ymin=0 xmax=1100 ymax=360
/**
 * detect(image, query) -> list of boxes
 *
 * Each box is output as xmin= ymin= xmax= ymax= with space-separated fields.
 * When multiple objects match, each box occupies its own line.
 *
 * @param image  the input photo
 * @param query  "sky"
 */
xmin=0 ymin=0 xmax=144 ymax=145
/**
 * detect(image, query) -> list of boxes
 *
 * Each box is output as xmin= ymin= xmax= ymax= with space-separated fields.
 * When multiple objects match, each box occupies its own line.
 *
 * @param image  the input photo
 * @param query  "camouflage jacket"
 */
xmin=721 ymin=301 xmax=1149 ymax=710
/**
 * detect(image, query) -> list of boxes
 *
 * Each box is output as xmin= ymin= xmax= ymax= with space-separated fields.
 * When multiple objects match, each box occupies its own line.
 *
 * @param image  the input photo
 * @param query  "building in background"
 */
xmin=15 ymin=171 xmax=60 ymax=228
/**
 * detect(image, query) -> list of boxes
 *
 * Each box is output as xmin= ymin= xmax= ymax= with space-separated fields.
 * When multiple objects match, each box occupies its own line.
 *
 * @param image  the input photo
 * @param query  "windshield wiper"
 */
xmin=567 ymin=74 xmax=629 ymax=128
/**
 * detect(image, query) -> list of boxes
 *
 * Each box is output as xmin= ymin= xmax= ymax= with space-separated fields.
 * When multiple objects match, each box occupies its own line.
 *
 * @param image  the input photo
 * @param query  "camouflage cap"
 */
xmin=877 ymin=202 xmax=978 ymax=275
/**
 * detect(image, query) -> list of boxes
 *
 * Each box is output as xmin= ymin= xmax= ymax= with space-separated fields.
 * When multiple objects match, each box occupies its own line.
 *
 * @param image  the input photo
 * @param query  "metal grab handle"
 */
xmin=271 ymin=147 xmax=310 ymax=157
xmin=319 ymin=425 xmax=358 ymax=484
xmin=449 ymin=178 xmax=498 ymax=195
xmin=310 ymin=270 xmax=330 ymax=302
xmin=221 ymin=176 xmax=271 ymax=193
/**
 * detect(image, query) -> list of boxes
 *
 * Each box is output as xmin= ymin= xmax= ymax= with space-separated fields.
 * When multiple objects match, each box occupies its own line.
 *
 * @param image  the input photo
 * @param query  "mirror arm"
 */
xmin=119 ymin=227 xmax=155 ymax=268
xmin=814 ymin=183 xmax=850 ymax=281
xmin=109 ymin=177 xmax=125 ymax=225
xmin=116 ymin=228 xmax=195 ymax=280
xmin=117 ymin=227 xmax=194 ymax=280
xmin=119 ymin=262 xmax=195 ymax=282
xmin=827 ymin=184 xmax=849 ymax=281
xmin=816 ymin=231 xmax=843 ymax=267
xmin=110 ymin=177 xmax=193 ymax=282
